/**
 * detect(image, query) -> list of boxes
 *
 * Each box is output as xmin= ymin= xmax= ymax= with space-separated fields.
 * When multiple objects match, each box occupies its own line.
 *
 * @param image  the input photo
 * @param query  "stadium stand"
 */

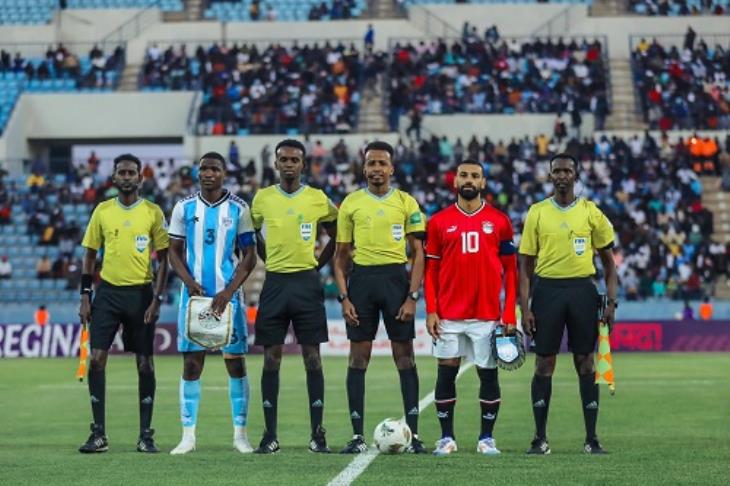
xmin=0 ymin=0 xmax=183 ymax=26
xmin=204 ymin=0 xmax=367 ymax=22
xmin=629 ymin=0 xmax=728 ymax=15
xmin=0 ymin=45 xmax=125 ymax=135
xmin=141 ymin=41 xmax=379 ymax=135
xmin=632 ymin=37 xmax=729 ymax=130
xmin=386 ymin=36 xmax=610 ymax=131
xmin=2 ymin=132 xmax=728 ymax=303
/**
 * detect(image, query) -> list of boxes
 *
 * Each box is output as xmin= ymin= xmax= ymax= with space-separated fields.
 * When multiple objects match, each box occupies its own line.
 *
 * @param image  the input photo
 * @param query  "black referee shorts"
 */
xmin=530 ymin=276 xmax=600 ymax=355
xmin=90 ymin=281 xmax=154 ymax=355
xmin=254 ymin=269 xmax=329 ymax=346
xmin=347 ymin=263 xmax=414 ymax=342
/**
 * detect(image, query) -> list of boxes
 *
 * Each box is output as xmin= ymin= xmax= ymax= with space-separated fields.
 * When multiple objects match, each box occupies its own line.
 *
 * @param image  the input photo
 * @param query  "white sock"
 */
xmin=182 ymin=425 xmax=196 ymax=439
xmin=234 ymin=425 xmax=247 ymax=440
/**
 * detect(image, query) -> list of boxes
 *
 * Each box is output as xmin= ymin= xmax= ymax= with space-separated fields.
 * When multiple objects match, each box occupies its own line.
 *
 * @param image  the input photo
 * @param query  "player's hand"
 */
xmin=186 ymin=280 xmax=205 ymax=297
xmin=522 ymin=309 xmax=536 ymax=337
xmin=341 ymin=299 xmax=359 ymax=326
xmin=503 ymin=323 xmax=517 ymax=336
xmin=143 ymin=299 xmax=161 ymax=326
xmin=603 ymin=302 xmax=616 ymax=331
xmin=396 ymin=299 xmax=416 ymax=322
xmin=211 ymin=289 xmax=234 ymax=317
xmin=79 ymin=294 xmax=92 ymax=326
xmin=426 ymin=312 xmax=441 ymax=340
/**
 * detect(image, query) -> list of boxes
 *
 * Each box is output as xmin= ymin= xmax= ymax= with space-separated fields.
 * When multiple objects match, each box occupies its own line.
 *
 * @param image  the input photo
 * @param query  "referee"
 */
xmin=519 ymin=153 xmax=617 ymax=455
xmin=78 ymin=154 xmax=169 ymax=453
xmin=334 ymin=141 xmax=427 ymax=454
xmin=251 ymin=139 xmax=338 ymax=454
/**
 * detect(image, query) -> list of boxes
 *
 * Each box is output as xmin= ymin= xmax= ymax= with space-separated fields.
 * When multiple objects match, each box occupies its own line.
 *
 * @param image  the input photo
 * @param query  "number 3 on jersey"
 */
xmin=461 ymin=231 xmax=479 ymax=253
xmin=205 ymin=228 xmax=215 ymax=245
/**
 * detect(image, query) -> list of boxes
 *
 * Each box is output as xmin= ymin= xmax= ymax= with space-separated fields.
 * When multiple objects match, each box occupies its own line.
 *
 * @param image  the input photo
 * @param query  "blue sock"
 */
xmin=229 ymin=376 xmax=249 ymax=427
xmin=180 ymin=378 xmax=201 ymax=427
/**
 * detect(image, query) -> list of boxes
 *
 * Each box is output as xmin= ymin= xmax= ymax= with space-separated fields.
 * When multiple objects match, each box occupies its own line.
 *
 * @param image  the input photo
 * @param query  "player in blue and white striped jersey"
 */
xmin=167 ymin=152 xmax=257 ymax=455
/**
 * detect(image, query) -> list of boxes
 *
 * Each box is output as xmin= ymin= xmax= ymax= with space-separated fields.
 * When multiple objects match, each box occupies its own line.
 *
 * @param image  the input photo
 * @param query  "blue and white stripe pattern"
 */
xmin=169 ymin=190 xmax=255 ymax=353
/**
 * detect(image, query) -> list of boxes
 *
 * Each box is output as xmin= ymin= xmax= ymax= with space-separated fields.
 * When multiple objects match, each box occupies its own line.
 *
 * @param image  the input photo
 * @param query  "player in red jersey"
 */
xmin=424 ymin=159 xmax=518 ymax=457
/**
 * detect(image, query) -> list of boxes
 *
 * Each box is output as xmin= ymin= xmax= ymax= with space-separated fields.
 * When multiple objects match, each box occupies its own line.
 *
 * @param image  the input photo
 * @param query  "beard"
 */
xmin=458 ymin=185 xmax=480 ymax=200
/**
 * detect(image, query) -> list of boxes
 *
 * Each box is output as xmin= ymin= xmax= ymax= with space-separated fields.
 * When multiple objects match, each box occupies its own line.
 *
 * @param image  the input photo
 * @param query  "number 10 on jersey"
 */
xmin=461 ymin=231 xmax=479 ymax=253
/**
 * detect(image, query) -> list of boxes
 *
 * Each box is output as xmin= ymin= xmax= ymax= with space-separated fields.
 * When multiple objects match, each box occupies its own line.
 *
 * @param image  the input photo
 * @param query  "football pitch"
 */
xmin=1 ymin=353 xmax=728 ymax=485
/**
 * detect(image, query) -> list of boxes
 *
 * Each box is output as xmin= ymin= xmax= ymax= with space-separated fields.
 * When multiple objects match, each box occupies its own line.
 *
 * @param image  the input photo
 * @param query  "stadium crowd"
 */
xmin=629 ymin=0 xmax=728 ymax=15
xmin=633 ymin=36 xmax=730 ymax=130
xmin=387 ymin=35 xmax=610 ymax=130
xmin=141 ymin=42 xmax=381 ymax=135
xmin=0 ymin=44 xmax=125 ymax=88
xmin=2 ymin=131 xmax=730 ymax=302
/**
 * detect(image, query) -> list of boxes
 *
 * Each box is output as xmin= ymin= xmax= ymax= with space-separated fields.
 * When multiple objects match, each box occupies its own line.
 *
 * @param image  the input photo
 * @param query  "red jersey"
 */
xmin=425 ymin=202 xmax=517 ymax=323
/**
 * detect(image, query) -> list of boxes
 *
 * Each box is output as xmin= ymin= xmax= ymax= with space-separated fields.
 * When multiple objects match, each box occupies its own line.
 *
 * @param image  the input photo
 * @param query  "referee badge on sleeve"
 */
xmin=573 ymin=237 xmax=587 ymax=256
xmin=300 ymin=223 xmax=313 ymax=241
xmin=392 ymin=224 xmax=404 ymax=241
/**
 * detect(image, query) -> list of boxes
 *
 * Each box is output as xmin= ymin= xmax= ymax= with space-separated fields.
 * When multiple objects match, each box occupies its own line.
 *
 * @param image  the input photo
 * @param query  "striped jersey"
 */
xmin=168 ymin=190 xmax=255 ymax=296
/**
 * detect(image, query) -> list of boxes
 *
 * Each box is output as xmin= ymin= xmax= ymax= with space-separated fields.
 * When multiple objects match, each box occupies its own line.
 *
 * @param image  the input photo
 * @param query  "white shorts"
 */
xmin=432 ymin=320 xmax=498 ymax=369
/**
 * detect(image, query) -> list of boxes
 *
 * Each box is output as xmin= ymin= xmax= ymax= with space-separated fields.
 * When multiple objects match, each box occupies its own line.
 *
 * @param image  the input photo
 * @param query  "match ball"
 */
xmin=373 ymin=418 xmax=412 ymax=454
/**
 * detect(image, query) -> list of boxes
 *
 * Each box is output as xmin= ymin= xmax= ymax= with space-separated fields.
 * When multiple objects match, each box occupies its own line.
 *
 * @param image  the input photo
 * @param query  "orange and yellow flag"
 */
xmin=595 ymin=322 xmax=615 ymax=395
xmin=76 ymin=326 xmax=89 ymax=382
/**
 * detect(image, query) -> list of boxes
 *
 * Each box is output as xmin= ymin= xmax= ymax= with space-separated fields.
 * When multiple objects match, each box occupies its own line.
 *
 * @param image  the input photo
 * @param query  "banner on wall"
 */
xmin=1 ymin=321 xmax=730 ymax=358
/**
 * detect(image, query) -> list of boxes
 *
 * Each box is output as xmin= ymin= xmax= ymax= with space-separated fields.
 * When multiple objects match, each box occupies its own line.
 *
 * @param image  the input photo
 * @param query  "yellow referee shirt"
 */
xmin=82 ymin=198 xmax=169 ymax=286
xmin=519 ymin=197 xmax=614 ymax=278
xmin=251 ymin=185 xmax=338 ymax=273
xmin=337 ymin=188 xmax=425 ymax=266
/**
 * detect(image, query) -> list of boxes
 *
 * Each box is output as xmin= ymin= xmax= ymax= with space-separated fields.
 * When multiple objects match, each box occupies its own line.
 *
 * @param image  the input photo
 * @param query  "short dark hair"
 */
xmin=199 ymin=151 xmax=227 ymax=167
xmin=113 ymin=153 xmax=141 ymax=171
xmin=457 ymin=158 xmax=484 ymax=174
xmin=364 ymin=141 xmax=394 ymax=159
xmin=549 ymin=153 xmax=579 ymax=173
xmin=275 ymin=139 xmax=306 ymax=158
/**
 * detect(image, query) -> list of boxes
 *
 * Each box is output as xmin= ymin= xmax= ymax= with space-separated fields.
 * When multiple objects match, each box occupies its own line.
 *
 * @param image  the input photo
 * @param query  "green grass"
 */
xmin=1 ymin=353 xmax=729 ymax=485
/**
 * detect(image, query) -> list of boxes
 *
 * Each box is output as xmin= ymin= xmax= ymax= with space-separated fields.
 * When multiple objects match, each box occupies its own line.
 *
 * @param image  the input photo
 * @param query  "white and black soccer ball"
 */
xmin=373 ymin=418 xmax=412 ymax=454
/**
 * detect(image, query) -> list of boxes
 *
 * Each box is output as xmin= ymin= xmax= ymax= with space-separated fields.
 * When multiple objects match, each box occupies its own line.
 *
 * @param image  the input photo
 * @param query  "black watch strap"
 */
xmin=337 ymin=293 xmax=348 ymax=303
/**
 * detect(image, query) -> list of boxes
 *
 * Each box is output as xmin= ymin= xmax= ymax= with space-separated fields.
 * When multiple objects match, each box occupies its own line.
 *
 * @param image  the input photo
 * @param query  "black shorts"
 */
xmin=254 ymin=269 xmax=328 ymax=346
xmin=347 ymin=263 xmax=414 ymax=342
xmin=530 ymin=276 xmax=600 ymax=355
xmin=90 ymin=281 xmax=154 ymax=355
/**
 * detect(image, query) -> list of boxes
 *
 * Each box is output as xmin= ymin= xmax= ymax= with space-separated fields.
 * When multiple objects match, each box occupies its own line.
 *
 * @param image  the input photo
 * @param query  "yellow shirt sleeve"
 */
xmin=336 ymin=197 xmax=354 ymax=243
xmin=251 ymin=192 xmax=264 ymax=230
xmin=151 ymin=205 xmax=170 ymax=250
xmin=590 ymin=203 xmax=615 ymax=249
xmin=518 ymin=205 xmax=539 ymax=256
xmin=321 ymin=194 xmax=339 ymax=223
xmin=405 ymin=195 xmax=426 ymax=234
xmin=81 ymin=206 xmax=104 ymax=250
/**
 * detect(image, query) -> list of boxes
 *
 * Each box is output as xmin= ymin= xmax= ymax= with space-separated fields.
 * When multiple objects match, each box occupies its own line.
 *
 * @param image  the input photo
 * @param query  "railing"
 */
xmin=407 ymin=4 xmax=460 ymax=38
xmin=101 ymin=4 xmax=161 ymax=45
xmin=145 ymin=37 xmax=365 ymax=52
xmin=629 ymin=33 xmax=730 ymax=51
xmin=0 ymin=42 xmax=124 ymax=59
xmin=531 ymin=5 xmax=573 ymax=38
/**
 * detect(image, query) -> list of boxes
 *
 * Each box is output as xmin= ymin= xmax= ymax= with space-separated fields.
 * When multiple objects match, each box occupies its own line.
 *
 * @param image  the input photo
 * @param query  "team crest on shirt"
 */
xmin=222 ymin=217 xmax=233 ymax=229
xmin=135 ymin=235 xmax=150 ymax=253
xmin=300 ymin=223 xmax=313 ymax=241
xmin=482 ymin=221 xmax=494 ymax=234
xmin=392 ymin=224 xmax=404 ymax=241
xmin=573 ymin=237 xmax=587 ymax=256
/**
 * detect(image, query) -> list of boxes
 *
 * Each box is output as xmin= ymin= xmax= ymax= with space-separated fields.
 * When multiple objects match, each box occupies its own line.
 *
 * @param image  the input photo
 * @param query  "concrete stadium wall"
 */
xmin=422 ymin=4 xmax=569 ymax=37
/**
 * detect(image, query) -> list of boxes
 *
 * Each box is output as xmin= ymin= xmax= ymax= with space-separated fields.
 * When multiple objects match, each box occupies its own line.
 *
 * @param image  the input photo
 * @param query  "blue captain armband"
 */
xmin=238 ymin=232 xmax=255 ymax=248
xmin=499 ymin=240 xmax=516 ymax=256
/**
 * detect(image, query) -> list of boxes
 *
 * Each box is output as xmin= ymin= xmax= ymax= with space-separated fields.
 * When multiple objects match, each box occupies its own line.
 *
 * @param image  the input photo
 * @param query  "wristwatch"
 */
xmin=337 ymin=293 xmax=349 ymax=303
xmin=154 ymin=294 xmax=165 ymax=303
xmin=607 ymin=298 xmax=619 ymax=308
xmin=407 ymin=291 xmax=420 ymax=301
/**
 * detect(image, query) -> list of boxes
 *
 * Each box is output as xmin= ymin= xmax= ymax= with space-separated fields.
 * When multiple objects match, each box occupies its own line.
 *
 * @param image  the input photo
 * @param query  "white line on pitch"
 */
xmin=327 ymin=363 xmax=474 ymax=486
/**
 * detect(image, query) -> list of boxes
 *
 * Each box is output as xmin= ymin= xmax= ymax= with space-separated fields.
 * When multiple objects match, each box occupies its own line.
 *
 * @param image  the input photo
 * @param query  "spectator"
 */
xmin=698 ymin=296 xmax=713 ymax=320
xmin=364 ymin=24 xmax=374 ymax=51
xmin=229 ymin=140 xmax=241 ymax=169
xmin=0 ymin=255 xmax=11 ymax=279
xmin=34 ymin=305 xmax=50 ymax=326
xmin=681 ymin=300 xmax=694 ymax=320
xmin=250 ymin=0 xmax=260 ymax=20
xmin=265 ymin=3 xmax=277 ymax=21
xmin=405 ymin=107 xmax=422 ymax=141
xmin=36 ymin=255 xmax=52 ymax=279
